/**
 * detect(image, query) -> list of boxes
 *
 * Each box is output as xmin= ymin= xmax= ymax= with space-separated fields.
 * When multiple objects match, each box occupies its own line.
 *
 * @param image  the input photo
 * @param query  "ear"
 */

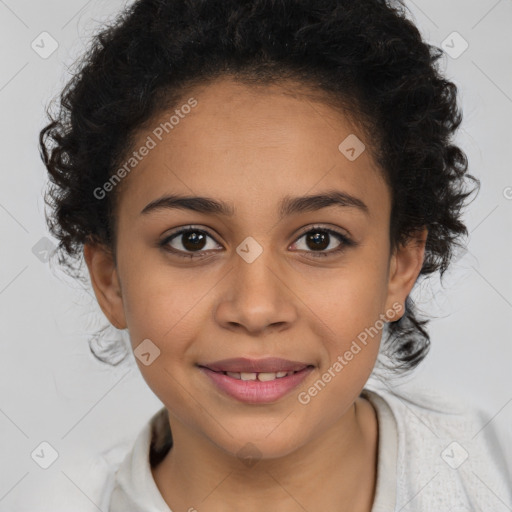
xmin=83 ymin=243 xmax=127 ymax=330
xmin=384 ymin=227 xmax=428 ymax=320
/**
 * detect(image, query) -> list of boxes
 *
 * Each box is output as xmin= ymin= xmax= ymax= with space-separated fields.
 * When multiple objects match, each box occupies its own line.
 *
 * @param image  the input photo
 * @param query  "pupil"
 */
xmin=307 ymin=231 xmax=329 ymax=251
xmin=183 ymin=231 xmax=206 ymax=251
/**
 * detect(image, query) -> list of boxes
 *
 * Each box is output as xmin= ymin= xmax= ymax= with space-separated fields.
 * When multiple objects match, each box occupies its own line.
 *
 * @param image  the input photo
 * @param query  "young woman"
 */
xmin=39 ymin=0 xmax=512 ymax=510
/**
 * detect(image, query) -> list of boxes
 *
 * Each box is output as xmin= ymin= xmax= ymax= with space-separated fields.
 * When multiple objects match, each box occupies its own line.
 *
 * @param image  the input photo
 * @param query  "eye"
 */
xmin=159 ymin=226 xmax=222 ymax=258
xmin=290 ymin=226 xmax=355 ymax=258
xmin=159 ymin=225 xmax=355 ymax=259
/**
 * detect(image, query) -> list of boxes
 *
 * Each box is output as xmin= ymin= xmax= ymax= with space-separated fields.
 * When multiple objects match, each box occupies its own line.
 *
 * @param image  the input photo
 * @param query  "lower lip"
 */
xmin=199 ymin=366 xmax=314 ymax=404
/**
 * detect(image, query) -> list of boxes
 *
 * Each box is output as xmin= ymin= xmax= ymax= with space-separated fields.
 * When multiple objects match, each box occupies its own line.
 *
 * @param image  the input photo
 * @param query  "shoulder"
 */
xmin=24 ymin=412 xmax=163 ymax=512
xmin=12 ymin=439 xmax=132 ymax=512
xmin=364 ymin=380 xmax=512 ymax=511
xmin=70 ymin=439 xmax=134 ymax=512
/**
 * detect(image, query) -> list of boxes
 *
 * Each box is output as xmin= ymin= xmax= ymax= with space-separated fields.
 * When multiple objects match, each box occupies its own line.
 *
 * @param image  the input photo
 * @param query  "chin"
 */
xmin=209 ymin=421 xmax=307 ymax=463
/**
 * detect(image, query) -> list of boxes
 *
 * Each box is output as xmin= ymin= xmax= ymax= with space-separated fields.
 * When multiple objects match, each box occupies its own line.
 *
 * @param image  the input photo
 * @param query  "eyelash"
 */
xmin=159 ymin=225 xmax=355 ymax=259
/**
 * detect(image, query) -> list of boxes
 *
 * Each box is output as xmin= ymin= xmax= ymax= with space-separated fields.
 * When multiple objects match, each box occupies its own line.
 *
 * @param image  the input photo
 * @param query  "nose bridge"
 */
xmin=235 ymin=239 xmax=282 ymax=299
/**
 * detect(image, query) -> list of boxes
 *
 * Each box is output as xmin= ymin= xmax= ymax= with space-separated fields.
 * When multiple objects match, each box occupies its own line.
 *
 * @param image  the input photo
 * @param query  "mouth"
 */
xmin=198 ymin=357 xmax=312 ymax=374
xmin=208 ymin=369 xmax=303 ymax=382
xmin=197 ymin=357 xmax=315 ymax=403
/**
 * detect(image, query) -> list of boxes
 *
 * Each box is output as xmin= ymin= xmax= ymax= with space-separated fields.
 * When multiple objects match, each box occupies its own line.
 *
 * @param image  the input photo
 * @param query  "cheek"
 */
xmin=118 ymin=245 xmax=204 ymax=342
xmin=120 ymin=268 xmax=204 ymax=407
xmin=297 ymin=266 xmax=389 ymax=417
xmin=310 ymin=250 xmax=390 ymax=371
xmin=117 ymin=257 xmax=217 ymax=406
xmin=312 ymin=255 xmax=389 ymax=333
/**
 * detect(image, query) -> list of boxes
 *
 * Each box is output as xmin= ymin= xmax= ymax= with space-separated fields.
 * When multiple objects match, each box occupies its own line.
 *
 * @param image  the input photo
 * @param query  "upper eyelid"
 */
xmin=294 ymin=224 xmax=350 ymax=239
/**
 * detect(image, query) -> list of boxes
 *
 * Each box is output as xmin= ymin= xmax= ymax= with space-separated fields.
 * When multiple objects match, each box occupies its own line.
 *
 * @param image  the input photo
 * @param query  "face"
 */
xmin=85 ymin=77 xmax=425 ymax=460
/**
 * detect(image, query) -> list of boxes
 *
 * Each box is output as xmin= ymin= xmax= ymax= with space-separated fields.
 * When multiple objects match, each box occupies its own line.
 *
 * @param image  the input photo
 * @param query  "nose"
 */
xmin=213 ymin=247 xmax=298 ymax=336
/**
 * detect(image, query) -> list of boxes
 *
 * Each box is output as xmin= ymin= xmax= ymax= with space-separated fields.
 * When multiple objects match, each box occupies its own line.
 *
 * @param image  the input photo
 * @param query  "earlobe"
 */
xmin=385 ymin=228 xmax=428 ymax=319
xmin=83 ymin=243 xmax=127 ymax=330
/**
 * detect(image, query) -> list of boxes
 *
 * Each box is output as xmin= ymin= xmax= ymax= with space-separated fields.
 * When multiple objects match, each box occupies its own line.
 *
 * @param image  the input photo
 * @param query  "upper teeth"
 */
xmin=225 ymin=371 xmax=294 ymax=381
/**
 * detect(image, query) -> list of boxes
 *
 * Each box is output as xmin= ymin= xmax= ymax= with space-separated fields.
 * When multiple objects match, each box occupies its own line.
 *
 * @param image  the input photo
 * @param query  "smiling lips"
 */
xmin=198 ymin=357 xmax=314 ymax=403
xmin=201 ymin=357 xmax=310 ymax=373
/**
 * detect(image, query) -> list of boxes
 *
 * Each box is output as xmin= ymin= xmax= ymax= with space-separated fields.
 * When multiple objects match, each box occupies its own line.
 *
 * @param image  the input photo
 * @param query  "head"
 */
xmin=40 ymin=0 xmax=477 ymax=459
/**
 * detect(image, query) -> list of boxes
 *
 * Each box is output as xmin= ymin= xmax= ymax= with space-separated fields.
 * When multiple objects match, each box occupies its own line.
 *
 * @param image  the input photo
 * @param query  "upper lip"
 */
xmin=199 ymin=357 xmax=312 ymax=373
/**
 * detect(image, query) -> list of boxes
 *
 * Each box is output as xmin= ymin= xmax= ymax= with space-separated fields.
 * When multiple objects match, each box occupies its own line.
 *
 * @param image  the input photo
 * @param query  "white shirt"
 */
xmin=102 ymin=383 xmax=512 ymax=511
xmin=22 ymin=382 xmax=512 ymax=511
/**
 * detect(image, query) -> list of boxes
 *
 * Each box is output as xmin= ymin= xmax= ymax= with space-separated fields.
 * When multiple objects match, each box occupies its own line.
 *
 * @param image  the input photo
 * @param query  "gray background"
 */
xmin=0 ymin=0 xmax=511 ymax=509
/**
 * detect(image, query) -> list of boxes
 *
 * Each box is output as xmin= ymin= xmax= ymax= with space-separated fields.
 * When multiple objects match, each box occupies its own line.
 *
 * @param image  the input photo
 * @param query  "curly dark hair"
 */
xmin=39 ymin=0 xmax=479 ymax=372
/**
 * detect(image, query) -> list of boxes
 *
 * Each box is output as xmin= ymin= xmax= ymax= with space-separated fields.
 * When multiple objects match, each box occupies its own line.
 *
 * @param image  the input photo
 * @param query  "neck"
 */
xmin=152 ymin=397 xmax=378 ymax=512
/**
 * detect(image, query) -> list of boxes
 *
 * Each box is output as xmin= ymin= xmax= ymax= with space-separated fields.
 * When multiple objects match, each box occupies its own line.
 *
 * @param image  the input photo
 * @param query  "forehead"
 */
xmin=116 ymin=77 xmax=389 ymax=222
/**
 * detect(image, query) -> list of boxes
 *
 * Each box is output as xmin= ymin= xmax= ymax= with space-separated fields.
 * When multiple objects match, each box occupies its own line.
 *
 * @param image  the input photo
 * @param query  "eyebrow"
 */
xmin=140 ymin=190 xmax=369 ymax=218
